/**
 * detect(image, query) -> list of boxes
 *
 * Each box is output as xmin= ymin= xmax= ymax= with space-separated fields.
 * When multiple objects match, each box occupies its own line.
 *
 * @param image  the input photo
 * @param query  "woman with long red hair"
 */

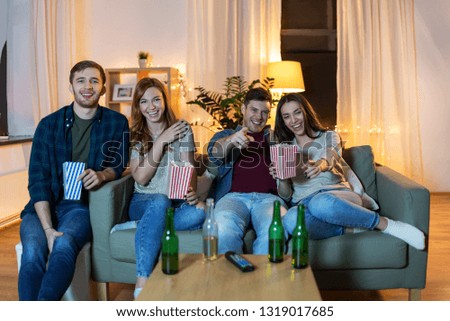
xmin=128 ymin=78 xmax=205 ymax=298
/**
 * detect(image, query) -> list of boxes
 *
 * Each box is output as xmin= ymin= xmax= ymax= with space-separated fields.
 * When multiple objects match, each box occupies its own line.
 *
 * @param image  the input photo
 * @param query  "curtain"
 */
xmin=184 ymin=0 xmax=281 ymax=147
xmin=186 ymin=0 xmax=281 ymax=96
xmin=7 ymin=0 xmax=84 ymax=135
xmin=337 ymin=0 xmax=423 ymax=182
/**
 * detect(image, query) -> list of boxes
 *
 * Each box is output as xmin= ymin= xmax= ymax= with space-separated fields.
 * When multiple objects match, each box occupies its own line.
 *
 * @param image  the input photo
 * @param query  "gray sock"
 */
xmin=382 ymin=218 xmax=425 ymax=250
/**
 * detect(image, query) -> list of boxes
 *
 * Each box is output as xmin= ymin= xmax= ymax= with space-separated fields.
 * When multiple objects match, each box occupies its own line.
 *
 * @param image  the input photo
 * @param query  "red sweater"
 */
xmin=230 ymin=131 xmax=277 ymax=195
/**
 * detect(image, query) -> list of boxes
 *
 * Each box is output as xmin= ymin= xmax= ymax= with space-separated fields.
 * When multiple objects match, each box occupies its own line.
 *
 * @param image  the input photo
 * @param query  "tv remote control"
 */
xmin=225 ymin=251 xmax=255 ymax=272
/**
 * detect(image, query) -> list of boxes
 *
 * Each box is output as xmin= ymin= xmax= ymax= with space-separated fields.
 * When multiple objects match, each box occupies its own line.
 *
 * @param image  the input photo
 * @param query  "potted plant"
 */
xmin=138 ymin=51 xmax=149 ymax=68
xmin=187 ymin=76 xmax=274 ymax=129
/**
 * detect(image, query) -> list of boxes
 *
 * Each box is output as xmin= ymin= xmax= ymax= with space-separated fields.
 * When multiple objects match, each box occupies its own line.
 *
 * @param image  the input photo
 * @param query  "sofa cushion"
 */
xmin=178 ymin=230 xmax=203 ymax=253
xmin=342 ymin=145 xmax=378 ymax=201
xmin=112 ymin=230 xmax=408 ymax=270
xmin=110 ymin=229 xmax=136 ymax=263
xmin=110 ymin=229 xmax=204 ymax=263
xmin=110 ymin=227 xmax=258 ymax=263
xmin=308 ymin=232 xmax=408 ymax=270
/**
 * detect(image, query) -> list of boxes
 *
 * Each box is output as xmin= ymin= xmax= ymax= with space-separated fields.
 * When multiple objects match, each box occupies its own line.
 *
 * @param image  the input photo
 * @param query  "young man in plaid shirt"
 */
xmin=18 ymin=60 xmax=130 ymax=300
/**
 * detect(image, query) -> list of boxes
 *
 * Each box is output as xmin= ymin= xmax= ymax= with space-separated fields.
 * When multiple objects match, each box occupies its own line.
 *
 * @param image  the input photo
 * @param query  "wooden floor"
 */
xmin=1 ymin=193 xmax=449 ymax=301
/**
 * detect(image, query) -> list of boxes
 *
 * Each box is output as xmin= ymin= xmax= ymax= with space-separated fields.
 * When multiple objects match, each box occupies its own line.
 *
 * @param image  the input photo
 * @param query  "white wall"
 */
xmin=0 ymin=0 xmax=29 ymax=224
xmin=415 ymin=0 xmax=450 ymax=192
xmin=85 ymin=0 xmax=188 ymax=74
xmin=0 ymin=0 xmax=6 ymax=47
xmin=0 ymin=143 xmax=31 ymax=223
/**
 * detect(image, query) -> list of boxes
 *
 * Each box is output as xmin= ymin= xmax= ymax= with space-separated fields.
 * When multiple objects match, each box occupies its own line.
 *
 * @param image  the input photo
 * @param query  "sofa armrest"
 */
xmin=89 ymin=174 xmax=135 ymax=234
xmin=376 ymin=165 xmax=430 ymax=235
xmin=89 ymin=174 xmax=135 ymax=281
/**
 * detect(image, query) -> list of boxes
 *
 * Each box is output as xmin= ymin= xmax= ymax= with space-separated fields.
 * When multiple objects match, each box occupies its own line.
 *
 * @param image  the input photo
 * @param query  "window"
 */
xmin=281 ymin=0 xmax=337 ymax=128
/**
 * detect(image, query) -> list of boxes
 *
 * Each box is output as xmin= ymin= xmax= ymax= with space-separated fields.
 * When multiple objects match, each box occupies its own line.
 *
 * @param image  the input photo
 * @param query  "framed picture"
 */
xmin=113 ymin=84 xmax=135 ymax=101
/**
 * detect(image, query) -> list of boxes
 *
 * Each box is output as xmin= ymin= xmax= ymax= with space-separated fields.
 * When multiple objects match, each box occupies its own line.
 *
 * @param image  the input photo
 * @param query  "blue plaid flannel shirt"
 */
xmin=207 ymin=125 xmax=273 ymax=202
xmin=21 ymin=103 xmax=130 ymax=217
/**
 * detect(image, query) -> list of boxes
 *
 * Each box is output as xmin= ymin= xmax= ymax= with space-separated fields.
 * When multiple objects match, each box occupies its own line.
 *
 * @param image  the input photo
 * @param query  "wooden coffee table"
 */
xmin=137 ymin=254 xmax=321 ymax=301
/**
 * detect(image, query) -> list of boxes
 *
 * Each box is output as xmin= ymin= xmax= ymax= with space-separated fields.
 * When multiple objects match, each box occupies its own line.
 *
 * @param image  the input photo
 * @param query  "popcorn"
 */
xmin=168 ymin=161 xmax=194 ymax=199
xmin=63 ymin=162 xmax=85 ymax=200
xmin=270 ymin=144 xmax=298 ymax=179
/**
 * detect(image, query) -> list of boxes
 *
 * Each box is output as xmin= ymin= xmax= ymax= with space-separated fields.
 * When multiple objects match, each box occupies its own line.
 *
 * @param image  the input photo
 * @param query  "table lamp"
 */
xmin=266 ymin=61 xmax=305 ymax=100
xmin=266 ymin=61 xmax=305 ymax=126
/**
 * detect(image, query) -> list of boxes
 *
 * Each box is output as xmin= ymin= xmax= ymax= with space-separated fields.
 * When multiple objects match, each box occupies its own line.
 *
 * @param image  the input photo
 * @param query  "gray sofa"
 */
xmin=89 ymin=145 xmax=429 ymax=300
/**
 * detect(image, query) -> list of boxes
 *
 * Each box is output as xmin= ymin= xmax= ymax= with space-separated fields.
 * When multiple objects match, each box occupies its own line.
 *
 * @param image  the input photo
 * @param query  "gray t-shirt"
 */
xmin=291 ymin=130 xmax=350 ymax=204
xmin=131 ymin=125 xmax=195 ymax=196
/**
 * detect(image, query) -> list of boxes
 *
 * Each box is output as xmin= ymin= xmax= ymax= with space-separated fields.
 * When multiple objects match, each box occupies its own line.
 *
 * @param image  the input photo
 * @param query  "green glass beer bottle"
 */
xmin=161 ymin=207 xmax=179 ymax=274
xmin=268 ymin=200 xmax=284 ymax=263
xmin=291 ymin=204 xmax=308 ymax=269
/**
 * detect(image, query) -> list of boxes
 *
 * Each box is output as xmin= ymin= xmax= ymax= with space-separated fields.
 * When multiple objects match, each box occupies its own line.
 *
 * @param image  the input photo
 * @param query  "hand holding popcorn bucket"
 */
xmin=270 ymin=144 xmax=298 ymax=179
xmin=63 ymin=162 xmax=85 ymax=200
xmin=168 ymin=161 xmax=195 ymax=200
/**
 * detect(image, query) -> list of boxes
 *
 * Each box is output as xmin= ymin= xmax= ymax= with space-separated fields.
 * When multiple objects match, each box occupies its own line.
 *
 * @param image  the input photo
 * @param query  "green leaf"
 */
xmin=187 ymin=75 xmax=271 ymax=129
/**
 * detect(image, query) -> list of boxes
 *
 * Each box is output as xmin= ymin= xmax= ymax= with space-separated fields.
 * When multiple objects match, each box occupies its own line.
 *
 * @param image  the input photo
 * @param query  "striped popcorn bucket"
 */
xmin=63 ymin=162 xmax=85 ymax=200
xmin=168 ymin=162 xmax=194 ymax=200
xmin=270 ymin=144 xmax=298 ymax=179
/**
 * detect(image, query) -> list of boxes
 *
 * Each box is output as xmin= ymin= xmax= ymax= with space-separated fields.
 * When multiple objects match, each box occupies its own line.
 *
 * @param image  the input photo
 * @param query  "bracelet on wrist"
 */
xmin=43 ymin=227 xmax=52 ymax=231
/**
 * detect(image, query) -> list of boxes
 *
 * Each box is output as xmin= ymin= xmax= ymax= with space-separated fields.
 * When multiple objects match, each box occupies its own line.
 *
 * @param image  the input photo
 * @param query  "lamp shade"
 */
xmin=267 ymin=61 xmax=305 ymax=93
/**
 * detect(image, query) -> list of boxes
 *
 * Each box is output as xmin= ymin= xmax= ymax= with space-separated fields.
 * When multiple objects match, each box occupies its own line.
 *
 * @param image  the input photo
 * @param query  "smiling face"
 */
xmin=139 ymin=87 xmax=166 ymax=125
xmin=280 ymin=100 xmax=306 ymax=137
xmin=69 ymin=67 xmax=105 ymax=109
xmin=241 ymin=100 xmax=270 ymax=133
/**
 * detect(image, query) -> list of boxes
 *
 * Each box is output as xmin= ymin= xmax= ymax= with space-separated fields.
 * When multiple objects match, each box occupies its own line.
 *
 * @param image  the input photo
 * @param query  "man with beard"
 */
xmin=18 ymin=60 xmax=130 ymax=300
xmin=207 ymin=88 xmax=287 ymax=255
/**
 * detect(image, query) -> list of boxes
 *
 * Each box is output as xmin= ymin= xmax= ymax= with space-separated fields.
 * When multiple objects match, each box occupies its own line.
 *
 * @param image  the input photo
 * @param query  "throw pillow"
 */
xmin=342 ymin=145 xmax=378 ymax=201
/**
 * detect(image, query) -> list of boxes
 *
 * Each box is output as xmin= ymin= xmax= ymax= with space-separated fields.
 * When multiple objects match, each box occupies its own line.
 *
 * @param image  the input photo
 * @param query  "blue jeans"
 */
xmin=214 ymin=192 xmax=287 ymax=255
xmin=18 ymin=200 xmax=91 ymax=301
xmin=283 ymin=189 xmax=380 ymax=239
xmin=129 ymin=193 xmax=205 ymax=278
